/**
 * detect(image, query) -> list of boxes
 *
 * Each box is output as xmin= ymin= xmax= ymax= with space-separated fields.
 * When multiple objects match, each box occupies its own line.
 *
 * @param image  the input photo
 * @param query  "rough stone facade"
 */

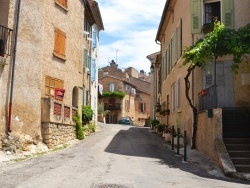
xmin=0 ymin=0 xmax=88 ymax=151
xmin=42 ymin=123 xmax=76 ymax=149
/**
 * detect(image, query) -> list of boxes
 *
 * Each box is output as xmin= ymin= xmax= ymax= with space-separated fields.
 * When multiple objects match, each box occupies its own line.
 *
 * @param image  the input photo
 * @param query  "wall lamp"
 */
xmin=150 ymin=63 xmax=156 ymax=73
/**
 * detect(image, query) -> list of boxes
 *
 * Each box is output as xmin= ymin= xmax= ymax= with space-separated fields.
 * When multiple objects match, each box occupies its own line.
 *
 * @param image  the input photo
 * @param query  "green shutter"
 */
xmin=165 ymin=51 xmax=167 ymax=79
xmin=191 ymin=0 xmax=201 ymax=33
xmin=223 ymin=0 xmax=234 ymax=29
xmin=84 ymin=49 xmax=88 ymax=67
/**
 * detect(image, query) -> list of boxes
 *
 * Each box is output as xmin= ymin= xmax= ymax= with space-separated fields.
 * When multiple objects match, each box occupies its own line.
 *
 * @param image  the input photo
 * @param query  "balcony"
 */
xmin=104 ymin=103 xmax=121 ymax=111
xmin=41 ymin=97 xmax=77 ymax=125
xmin=0 ymin=25 xmax=13 ymax=57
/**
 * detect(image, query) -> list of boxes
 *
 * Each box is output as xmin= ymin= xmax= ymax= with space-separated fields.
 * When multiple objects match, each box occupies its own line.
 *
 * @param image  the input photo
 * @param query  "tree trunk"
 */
xmin=184 ymin=67 xmax=198 ymax=149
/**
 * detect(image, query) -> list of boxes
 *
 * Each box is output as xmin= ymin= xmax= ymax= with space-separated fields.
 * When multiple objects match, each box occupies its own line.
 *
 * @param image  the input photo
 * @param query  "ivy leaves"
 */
xmin=183 ymin=21 xmax=250 ymax=74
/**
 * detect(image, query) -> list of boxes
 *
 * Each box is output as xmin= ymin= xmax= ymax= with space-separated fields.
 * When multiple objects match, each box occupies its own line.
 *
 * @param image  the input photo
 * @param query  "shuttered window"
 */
xmin=171 ymin=83 xmax=176 ymax=112
xmin=84 ymin=49 xmax=88 ymax=68
xmin=91 ymin=58 xmax=96 ymax=81
xmin=55 ymin=0 xmax=67 ymax=9
xmin=223 ymin=0 xmax=234 ymax=28
xmin=54 ymin=28 xmax=66 ymax=59
xmin=177 ymin=76 xmax=181 ymax=109
xmin=45 ymin=76 xmax=64 ymax=99
xmin=191 ymin=0 xmax=201 ymax=33
xmin=92 ymin=30 xmax=97 ymax=48
xmin=140 ymin=103 xmax=146 ymax=113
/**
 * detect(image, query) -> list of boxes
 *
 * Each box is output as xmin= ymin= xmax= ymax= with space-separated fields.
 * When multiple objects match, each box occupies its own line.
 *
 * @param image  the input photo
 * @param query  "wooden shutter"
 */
xmin=60 ymin=30 xmax=66 ymax=57
xmin=223 ymin=0 xmax=234 ymax=29
xmin=84 ymin=49 xmax=88 ymax=67
xmin=54 ymin=28 xmax=60 ymax=54
xmin=191 ymin=0 xmax=201 ymax=33
xmin=54 ymin=28 xmax=66 ymax=58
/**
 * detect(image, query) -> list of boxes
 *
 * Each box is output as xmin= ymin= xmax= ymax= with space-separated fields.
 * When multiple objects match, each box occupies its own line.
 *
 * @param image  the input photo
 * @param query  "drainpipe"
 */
xmin=7 ymin=0 xmax=21 ymax=133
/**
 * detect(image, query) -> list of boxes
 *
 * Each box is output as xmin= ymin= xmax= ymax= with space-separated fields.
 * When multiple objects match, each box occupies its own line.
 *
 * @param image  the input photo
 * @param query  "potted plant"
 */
xmin=164 ymin=125 xmax=171 ymax=142
xmin=150 ymin=119 xmax=159 ymax=130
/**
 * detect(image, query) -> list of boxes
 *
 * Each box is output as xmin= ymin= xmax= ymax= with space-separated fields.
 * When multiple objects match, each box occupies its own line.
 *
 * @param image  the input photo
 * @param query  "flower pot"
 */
xmin=165 ymin=133 xmax=171 ymax=142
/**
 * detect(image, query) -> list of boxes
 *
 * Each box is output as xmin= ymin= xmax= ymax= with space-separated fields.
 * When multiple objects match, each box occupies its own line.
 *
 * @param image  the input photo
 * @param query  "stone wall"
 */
xmin=42 ymin=123 xmax=76 ymax=149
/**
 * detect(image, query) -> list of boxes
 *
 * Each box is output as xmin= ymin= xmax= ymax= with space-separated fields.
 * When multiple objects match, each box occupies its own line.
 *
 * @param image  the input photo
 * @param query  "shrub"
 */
xmin=72 ymin=112 xmax=84 ymax=140
xmin=150 ymin=119 xmax=159 ymax=128
xmin=82 ymin=105 xmax=94 ymax=125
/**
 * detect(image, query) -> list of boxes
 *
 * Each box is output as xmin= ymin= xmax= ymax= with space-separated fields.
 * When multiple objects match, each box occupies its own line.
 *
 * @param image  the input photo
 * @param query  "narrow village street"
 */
xmin=0 ymin=124 xmax=249 ymax=188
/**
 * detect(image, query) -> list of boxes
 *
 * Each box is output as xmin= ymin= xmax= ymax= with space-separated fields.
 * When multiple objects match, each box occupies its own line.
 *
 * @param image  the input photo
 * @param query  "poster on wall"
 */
xmin=55 ymin=88 xmax=65 ymax=101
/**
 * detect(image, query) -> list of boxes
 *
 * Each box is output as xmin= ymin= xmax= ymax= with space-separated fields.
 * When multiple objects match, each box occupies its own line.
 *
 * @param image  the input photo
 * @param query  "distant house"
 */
xmin=98 ymin=60 xmax=151 ymax=126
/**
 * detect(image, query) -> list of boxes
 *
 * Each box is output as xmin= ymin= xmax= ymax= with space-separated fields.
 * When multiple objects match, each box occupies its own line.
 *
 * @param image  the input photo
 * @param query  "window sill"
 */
xmin=53 ymin=52 xmax=66 ymax=61
xmin=55 ymin=2 xmax=68 ymax=12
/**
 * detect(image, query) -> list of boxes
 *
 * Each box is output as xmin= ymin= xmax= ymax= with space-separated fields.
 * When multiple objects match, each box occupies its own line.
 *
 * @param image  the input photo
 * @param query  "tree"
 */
xmin=183 ymin=22 xmax=250 ymax=149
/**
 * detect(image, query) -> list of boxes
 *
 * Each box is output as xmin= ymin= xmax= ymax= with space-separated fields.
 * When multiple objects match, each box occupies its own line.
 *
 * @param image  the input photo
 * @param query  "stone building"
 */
xmin=0 ymin=0 xmax=103 ymax=151
xmin=153 ymin=0 xmax=250 ymax=174
xmin=98 ymin=60 xmax=151 ymax=126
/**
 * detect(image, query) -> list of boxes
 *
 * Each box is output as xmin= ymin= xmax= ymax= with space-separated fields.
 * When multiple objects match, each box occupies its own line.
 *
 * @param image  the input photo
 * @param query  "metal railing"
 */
xmin=199 ymin=85 xmax=216 ymax=111
xmin=0 ymin=25 xmax=13 ymax=57
xmin=104 ymin=103 xmax=121 ymax=111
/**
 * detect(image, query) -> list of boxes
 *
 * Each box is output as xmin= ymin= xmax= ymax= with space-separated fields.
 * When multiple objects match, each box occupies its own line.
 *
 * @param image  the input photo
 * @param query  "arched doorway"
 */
xmin=72 ymin=86 xmax=78 ymax=108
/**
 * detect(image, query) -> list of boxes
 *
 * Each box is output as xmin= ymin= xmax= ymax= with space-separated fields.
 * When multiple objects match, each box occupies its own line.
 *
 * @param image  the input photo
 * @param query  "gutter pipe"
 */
xmin=7 ymin=0 xmax=21 ymax=133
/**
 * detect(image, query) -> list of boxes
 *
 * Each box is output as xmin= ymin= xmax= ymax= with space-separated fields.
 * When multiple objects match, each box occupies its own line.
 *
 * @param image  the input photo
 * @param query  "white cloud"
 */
xmin=97 ymin=0 xmax=165 ymax=73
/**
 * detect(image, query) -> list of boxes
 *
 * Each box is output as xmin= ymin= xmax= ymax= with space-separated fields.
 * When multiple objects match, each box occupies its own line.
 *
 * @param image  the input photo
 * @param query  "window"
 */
xmin=55 ymin=0 xmax=67 ymax=9
xmin=84 ymin=18 xmax=91 ymax=39
xmin=109 ymin=83 xmax=115 ymax=92
xmin=177 ymin=76 xmax=181 ymax=109
xmin=205 ymin=2 xmax=221 ymax=24
xmin=54 ymin=28 xmax=66 ymax=59
xmin=91 ymin=58 xmax=96 ymax=81
xmin=191 ymin=0 xmax=234 ymax=33
xmin=171 ymin=83 xmax=176 ymax=112
xmin=92 ymin=30 xmax=97 ymax=48
xmin=140 ymin=102 xmax=146 ymax=113
xmin=45 ymin=76 xmax=64 ymax=99
xmin=125 ymin=100 xmax=130 ymax=112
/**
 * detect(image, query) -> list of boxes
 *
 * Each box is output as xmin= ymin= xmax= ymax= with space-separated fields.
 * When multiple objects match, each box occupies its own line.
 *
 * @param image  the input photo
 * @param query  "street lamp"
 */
xmin=150 ymin=64 xmax=155 ymax=73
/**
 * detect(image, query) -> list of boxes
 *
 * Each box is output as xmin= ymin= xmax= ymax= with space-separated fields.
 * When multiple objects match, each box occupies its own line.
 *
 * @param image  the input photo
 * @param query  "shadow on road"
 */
xmin=104 ymin=126 xmax=249 ymax=185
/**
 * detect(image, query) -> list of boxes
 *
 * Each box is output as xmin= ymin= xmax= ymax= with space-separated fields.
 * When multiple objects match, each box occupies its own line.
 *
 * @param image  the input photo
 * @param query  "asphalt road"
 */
xmin=0 ymin=124 xmax=249 ymax=188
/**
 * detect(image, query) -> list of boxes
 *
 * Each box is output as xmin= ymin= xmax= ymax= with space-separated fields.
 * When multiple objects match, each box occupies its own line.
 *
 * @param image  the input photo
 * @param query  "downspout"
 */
xmin=7 ymin=0 xmax=21 ymax=133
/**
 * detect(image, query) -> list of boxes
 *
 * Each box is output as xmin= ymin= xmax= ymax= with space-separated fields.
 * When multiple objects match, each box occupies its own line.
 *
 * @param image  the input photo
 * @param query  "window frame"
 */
xmin=45 ymin=76 xmax=64 ymax=100
xmin=55 ymin=0 xmax=68 ymax=10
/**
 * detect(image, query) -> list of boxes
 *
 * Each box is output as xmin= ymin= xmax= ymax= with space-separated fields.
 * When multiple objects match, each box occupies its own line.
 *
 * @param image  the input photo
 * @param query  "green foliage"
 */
xmin=82 ymin=105 xmax=94 ymax=125
xmin=183 ymin=21 xmax=250 ymax=73
xmin=72 ymin=112 xmax=84 ymax=140
xmin=101 ymin=91 xmax=125 ymax=99
xmin=150 ymin=119 xmax=160 ymax=127
xmin=98 ymin=103 xmax=110 ymax=116
xmin=82 ymin=123 xmax=98 ymax=136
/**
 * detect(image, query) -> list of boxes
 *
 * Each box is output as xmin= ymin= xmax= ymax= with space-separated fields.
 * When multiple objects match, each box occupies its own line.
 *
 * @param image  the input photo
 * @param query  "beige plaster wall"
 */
xmin=160 ymin=0 xmax=193 ymax=143
xmin=196 ymin=108 xmax=223 ymax=167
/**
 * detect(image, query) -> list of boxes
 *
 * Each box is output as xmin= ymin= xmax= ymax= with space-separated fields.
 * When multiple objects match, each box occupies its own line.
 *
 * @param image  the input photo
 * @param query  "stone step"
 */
xmin=223 ymin=126 xmax=250 ymax=132
xmin=224 ymin=138 xmax=250 ymax=144
xmin=225 ymin=144 xmax=250 ymax=151
xmin=235 ymin=165 xmax=250 ymax=173
xmin=223 ymin=132 xmax=250 ymax=138
xmin=231 ymin=158 xmax=250 ymax=165
xmin=228 ymin=151 xmax=250 ymax=158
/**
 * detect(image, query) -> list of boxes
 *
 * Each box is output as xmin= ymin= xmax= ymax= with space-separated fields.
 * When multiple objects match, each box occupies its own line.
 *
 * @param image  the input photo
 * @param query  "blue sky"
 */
xmin=97 ymin=0 xmax=166 ymax=74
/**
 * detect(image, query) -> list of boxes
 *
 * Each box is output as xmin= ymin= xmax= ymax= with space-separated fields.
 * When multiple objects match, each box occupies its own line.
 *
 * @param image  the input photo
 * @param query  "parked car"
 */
xmin=117 ymin=117 xmax=134 ymax=125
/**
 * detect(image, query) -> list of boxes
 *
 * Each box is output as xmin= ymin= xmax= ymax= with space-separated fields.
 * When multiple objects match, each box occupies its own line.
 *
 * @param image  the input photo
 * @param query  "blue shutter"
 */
xmin=92 ymin=30 xmax=97 ymax=48
xmin=91 ymin=58 xmax=96 ymax=81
